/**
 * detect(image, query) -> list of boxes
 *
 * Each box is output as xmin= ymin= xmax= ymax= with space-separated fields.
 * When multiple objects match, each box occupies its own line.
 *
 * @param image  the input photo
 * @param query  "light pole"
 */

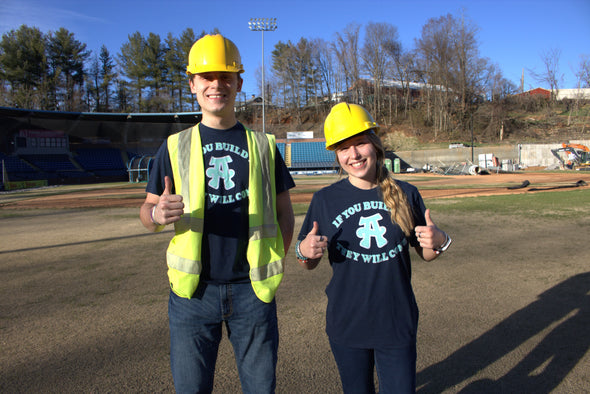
xmin=248 ymin=17 xmax=277 ymax=133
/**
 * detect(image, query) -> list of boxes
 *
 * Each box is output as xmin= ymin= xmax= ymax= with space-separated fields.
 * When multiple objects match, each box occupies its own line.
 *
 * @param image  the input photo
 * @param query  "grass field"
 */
xmin=1 ymin=173 xmax=589 ymax=393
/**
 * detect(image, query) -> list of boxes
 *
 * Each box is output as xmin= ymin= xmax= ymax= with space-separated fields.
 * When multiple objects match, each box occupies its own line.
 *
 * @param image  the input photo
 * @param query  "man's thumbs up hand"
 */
xmin=153 ymin=176 xmax=184 ymax=225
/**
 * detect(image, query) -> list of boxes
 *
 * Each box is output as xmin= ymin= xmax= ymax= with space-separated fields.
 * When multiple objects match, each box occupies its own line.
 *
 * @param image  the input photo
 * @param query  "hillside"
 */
xmin=240 ymin=99 xmax=590 ymax=151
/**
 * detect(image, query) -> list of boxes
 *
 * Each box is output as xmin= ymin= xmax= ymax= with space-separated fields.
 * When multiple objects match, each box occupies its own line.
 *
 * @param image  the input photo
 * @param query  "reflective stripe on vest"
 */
xmin=166 ymin=124 xmax=284 ymax=302
xmin=246 ymin=130 xmax=284 ymax=302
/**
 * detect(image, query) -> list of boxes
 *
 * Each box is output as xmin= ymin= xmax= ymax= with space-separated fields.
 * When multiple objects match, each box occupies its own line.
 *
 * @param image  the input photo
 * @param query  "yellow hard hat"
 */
xmin=324 ymin=103 xmax=379 ymax=150
xmin=186 ymin=34 xmax=244 ymax=75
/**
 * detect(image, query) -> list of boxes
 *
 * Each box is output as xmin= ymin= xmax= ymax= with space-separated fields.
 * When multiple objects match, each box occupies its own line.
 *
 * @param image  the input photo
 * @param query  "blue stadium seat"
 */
xmin=291 ymin=141 xmax=335 ymax=168
xmin=75 ymin=148 xmax=125 ymax=173
xmin=1 ymin=153 xmax=39 ymax=180
xmin=277 ymin=142 xmax=286 ymax=158
xmin=20 ymin=154 xmax=77 ymax=172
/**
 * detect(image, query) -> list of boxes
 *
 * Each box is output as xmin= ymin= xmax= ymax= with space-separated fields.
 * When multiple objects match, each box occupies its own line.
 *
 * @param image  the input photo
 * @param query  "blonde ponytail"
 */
xmin=368 ymin=133 xmax=415 ymax=236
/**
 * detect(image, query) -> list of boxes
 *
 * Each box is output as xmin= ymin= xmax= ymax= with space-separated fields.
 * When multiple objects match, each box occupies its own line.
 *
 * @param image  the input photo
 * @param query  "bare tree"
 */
xmin=415 ymin=14 xmax=456 ymax=138
xmin=310 ymin=38 xmax=336 ymax=105
xmin=570 ymin=54 xmax=590 ymax=130
xmin=361 ymin=22 xmax=399 ymax=116
xmin=529 ymin=47 xmax=563 ymax=102
xmin=384 ymin=39 xmax=414 ymax=119
xmin=415 ymin=12 xmax=488 ymax=139
xmin=576 ymin=54 xmax=590 ymax=88
xmin=332 ymin=23 xmax=361 ymax=103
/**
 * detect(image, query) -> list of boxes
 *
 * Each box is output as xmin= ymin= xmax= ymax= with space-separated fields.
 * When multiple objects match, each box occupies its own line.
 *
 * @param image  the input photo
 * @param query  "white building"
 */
xmin=553 ymin=88 xmax=590 ymax=100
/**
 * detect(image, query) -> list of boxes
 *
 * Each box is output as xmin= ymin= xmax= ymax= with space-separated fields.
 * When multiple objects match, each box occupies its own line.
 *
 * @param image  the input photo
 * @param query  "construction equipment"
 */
xmin=550 ymin=143 xmax=590 ymax=170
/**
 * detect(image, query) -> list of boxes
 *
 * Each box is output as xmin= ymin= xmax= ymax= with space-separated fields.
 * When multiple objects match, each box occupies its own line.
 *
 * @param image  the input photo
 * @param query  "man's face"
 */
xmin=189 ymin=71 xmax=242 ymax=118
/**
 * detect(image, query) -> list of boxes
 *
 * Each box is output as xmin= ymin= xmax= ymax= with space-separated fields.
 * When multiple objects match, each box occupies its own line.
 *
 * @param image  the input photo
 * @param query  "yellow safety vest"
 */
xmin=166 ymin=124 xmax=284 ymax=302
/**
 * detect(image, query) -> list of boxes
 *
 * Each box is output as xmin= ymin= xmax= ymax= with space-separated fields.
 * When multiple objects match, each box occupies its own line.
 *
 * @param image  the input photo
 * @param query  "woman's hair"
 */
xmin=336 ymin=130 xmax=415 ymax=236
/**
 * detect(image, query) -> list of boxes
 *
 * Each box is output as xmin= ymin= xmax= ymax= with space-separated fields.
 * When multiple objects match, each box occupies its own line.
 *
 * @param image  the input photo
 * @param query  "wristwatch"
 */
xmin=434 ymin=233 xmax=452 ymax=254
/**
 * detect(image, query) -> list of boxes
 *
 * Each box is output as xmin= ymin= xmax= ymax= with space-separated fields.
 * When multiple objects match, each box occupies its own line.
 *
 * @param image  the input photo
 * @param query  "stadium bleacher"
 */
xmin=21 ymin=154 xmax=78 ymax=172
xmin=0 ymin=153 xmax=39 ymax=181
xmin=74 ymin=148 xmax=127 ymax=177
xmin=290 ymin=141 xmax=336 ymax=169
xmin=2 ymin=140 xmax=336 ymax=188
xmin=277 ymin=142 xmax=286 ymax=159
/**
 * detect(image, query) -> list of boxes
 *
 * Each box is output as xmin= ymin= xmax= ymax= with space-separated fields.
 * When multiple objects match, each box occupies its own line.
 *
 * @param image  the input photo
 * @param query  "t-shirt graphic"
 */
xmin=203 ymin=141 xmax=249 ymax=206
xmin=207 ymin=155 xmax=235 ymax=190
xmin=357 ymin=212 xmax=387 ymax=249
xmin=331 ymin=200 xmax=406 ymax=265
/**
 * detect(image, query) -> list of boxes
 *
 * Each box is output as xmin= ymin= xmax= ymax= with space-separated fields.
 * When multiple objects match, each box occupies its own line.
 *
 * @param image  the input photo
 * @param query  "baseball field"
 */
xmin=1 ymin=170 xmax=589 ymax=393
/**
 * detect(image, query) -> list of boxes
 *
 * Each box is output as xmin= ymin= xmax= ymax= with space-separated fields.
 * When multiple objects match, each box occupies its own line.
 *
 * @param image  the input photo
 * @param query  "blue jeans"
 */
xmin=168 ymin=283 xmax=278 ymax=394
xmin=329 ymin=340 xmax=416 ymax=394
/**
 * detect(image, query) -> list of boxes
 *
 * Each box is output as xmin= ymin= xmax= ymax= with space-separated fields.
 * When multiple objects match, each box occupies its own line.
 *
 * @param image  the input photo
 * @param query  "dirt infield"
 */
xmin=1 ymin=171 xmax=589 ymax=393
xmin=1 ymin=171 xmax=589 ymax=209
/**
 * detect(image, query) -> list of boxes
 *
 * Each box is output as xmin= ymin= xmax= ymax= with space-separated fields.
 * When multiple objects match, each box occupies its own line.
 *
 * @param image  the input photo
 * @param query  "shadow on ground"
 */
xmin=417 ymin=272 xmax=590 ymax=393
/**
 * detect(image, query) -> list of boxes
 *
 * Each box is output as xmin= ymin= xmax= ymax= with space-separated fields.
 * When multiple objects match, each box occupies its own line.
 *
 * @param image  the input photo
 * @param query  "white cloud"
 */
xmin=0 ymin=0 xmax=108 ymax=35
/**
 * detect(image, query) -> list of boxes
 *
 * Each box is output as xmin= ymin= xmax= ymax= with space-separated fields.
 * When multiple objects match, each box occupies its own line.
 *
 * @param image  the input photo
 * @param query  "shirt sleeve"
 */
xmin=409 ymin=186 xmax=427 ymax=247
xmin=145 ymin=141 xmax=174 ymax=196
xmin=275 ymin=146 xmax=295 ymax=194
xmin=298 ymin=191 xmax=321 ymax=241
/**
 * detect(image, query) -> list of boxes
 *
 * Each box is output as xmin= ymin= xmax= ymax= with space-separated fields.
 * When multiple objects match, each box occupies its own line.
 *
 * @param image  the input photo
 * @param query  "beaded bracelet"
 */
xmin=295 ymin=240 xmax=309 ymax=264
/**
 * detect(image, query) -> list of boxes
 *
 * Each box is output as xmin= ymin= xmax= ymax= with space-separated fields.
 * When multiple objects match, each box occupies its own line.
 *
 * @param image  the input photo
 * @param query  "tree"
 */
xmin=310 ymin=38 xmax=337 ymax=105
xmin=0 ymin=25 xmax=48 ymax=109
xmin=577 ymin=55 xmax=590 ymax=88
xmin=272 ymin=40 xmax=297 ymax=109
xmin=332 ymin=23 xmax=361 ymax=103
xmin=119 ymin=32 xmax=148 ymax=111
xmin=164 ymin=33 xmax=182 ymax=112
xmin=144 ymin=32 xmax=170 ymax=111
xmin=415 ymin=12 xmax=488 ymax=138
xmin=114 ymin=78 xmax=131 ymax=112
xmin=415 ymin=14 xmax=455 ymax=137
xmin=87 ymin=54 xmax=101 ymax=111
xmin=294 ymin=38 xmax=319 ymax=108
xmin=386 ymin=46 xmax=415 ymax=118
xmin=361 ymin=22 xmax=400 ymax=116
xmin=99 ymin=45 xmax=115 ymax=111
xmin=164 ymin=28 xmax=196 ymax=112
xmin=47 ymin=27 xmax=90 ymax=111
xmin=530 ymin=47 xmax=562 ymax=102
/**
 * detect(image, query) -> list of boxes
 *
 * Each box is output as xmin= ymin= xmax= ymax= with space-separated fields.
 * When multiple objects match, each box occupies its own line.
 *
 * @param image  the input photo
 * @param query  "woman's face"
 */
xmin=335 ymin=133 xmax=378 ymax=189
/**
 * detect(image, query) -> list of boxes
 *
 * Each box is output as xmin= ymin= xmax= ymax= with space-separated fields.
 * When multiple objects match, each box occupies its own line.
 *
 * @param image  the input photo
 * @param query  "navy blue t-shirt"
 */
xmin=147 ymin=122 xmax=295 ymax=284
xmin=298 ymin=178 xmax=426 ymax=348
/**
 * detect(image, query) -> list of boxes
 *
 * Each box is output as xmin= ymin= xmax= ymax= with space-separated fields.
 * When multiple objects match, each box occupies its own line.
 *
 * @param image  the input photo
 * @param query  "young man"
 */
xmin=140 ymin=34 xmax=295 ymax=394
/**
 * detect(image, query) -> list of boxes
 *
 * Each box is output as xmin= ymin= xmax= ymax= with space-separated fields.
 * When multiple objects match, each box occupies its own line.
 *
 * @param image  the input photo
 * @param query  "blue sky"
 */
xmin=1 ymin=0 xmax=589 ymax=98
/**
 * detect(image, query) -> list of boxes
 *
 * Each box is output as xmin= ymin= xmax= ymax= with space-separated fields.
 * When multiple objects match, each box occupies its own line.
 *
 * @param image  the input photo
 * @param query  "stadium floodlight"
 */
xmin=248 ymin=18 xmax=278 ymax=134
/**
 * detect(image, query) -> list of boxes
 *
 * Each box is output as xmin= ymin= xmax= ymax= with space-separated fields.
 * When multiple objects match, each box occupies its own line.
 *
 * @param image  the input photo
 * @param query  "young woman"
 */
xmin=296 ymin=103 xmax=451 ymax=393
